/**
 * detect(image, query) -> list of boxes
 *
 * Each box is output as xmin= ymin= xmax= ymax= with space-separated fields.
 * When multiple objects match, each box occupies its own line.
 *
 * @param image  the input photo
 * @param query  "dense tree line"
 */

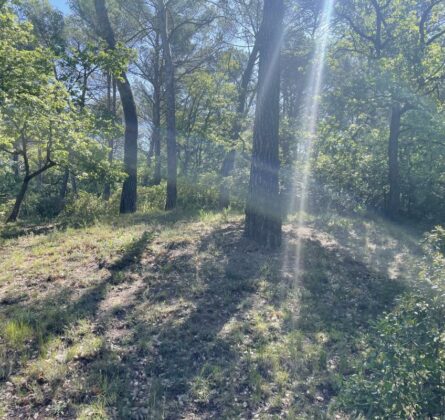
xmin=1 ymin=0 xmax=444 ymax=243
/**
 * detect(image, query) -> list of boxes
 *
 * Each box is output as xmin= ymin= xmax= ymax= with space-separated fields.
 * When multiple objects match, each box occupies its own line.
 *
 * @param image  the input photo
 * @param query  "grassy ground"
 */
xmin=0 ymin=209 xmax=422 ymax=419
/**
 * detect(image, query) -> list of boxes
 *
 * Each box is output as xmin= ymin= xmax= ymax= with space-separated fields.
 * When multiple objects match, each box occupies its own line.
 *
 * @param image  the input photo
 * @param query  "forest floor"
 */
xmin=0 ymin=209 xmax=423 ymax=419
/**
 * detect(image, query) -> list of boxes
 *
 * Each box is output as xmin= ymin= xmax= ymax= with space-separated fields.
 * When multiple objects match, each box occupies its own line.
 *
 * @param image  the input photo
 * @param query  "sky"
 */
xmin=49 ymin=0 xmax=70 ymax=14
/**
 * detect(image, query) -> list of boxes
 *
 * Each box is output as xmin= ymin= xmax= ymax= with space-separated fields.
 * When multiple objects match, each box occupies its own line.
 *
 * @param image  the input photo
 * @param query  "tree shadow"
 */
xmin=0 ymin=218 xmax=413 ymax=418
xmin=0 ymin=231 xmax=154 ymax=416
xmin=89 ymin=224 xmax=269 ymax=418
xmin=87 ymin=223 xmax=408 ymax=418
xmin=286 ymin=236 xmax=406 ymax=334
xmin=308 ymin=213 xmax=422 ymax=282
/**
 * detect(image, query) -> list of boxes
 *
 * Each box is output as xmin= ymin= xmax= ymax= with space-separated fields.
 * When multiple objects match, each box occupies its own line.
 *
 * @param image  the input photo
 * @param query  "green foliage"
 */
xmin=20 ymin=193 xmax=64 ymax=220
xmin=338 ymin=292 xmax=445 ymax=418
xmin=338 ymin=227 xmax=445 ymax=418
xmin=177 ymin=178 xmax=219 ymax=210
xmin=59 ymin=191 xmax=116 ymax=226
xmin=137 ymin=184 xmax=166 ymax=212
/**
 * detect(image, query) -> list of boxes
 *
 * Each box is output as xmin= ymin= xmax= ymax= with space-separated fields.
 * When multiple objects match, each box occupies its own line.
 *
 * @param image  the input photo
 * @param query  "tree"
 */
xmin=336 ymin=0 xmax=445 ymax=219
xmin=157 ymin=0 xmax=177 ymax=209
xmin=94 ymin=0 xmax=139 ymax=214
xmin=245 ymin=0 xmax=284 ymax=248
xmin=217 ymin=0 xmax=262 ymax=209
xmin=219 ymin=39 xmax=259 ymax=208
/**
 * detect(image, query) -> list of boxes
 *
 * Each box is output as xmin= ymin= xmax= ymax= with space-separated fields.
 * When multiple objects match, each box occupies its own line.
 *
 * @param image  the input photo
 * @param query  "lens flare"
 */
xmin=282 ymin=0 xmax=335 ymax=278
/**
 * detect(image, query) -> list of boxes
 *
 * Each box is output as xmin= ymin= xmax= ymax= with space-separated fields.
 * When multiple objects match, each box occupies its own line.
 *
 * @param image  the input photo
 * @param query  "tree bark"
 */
xmin=219 ymin=39 xmax=259 ymax=208
xmin=95 ymin=0 xmax=138 ymax=214
xmin=7 ymin=179 xmax=29 ymax=223
xmin=12 ymin=152 xmax=19 ymax=181
xmin=70 ymin=172 xmax=78 ymax=196
xmin=152 ymin=34 xmax=162 ymax=186
xmin=387 ymin=102 xmax=401 ymax=219
xmin=103 ymin=73 xmax=115 ymax=200
xmin=158 ymin=1 xmax=177 ymax=210
xmin=7 ymin=160 xmax=56 ymax=223
xmin=60 ymin=167 xmax=69 ymax=199
xmin=244 ymin=0 xmax=284 ymax=248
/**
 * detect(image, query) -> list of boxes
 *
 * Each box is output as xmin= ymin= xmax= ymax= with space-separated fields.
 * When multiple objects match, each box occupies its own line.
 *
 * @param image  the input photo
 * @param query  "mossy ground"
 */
xmin=0 ymin=210 xmax=422 ymax=419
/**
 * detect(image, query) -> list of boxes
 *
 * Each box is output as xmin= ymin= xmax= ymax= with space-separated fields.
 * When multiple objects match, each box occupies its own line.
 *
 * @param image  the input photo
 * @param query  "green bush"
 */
xmin=177 ymin=178 xmax=219 ymax=210
xmin=35 ymin=196 xmax=65 ymax=219
xmin=337 ymin=227 xmax=445 ymax=418
xmin=137 ymin=184 xmax=166 ymax=212
xmin=0 ymin=199 xmax=14 ymax=222
xmin=58 ymin=192 xmax=116 ymax=226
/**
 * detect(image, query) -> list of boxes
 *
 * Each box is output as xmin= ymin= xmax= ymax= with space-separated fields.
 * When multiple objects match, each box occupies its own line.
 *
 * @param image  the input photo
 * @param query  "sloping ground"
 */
xmin=0 ymin=211 xmax=422 ymax=419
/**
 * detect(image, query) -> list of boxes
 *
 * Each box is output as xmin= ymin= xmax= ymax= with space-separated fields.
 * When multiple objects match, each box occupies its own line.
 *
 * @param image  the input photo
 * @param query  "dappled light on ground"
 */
xmin=0 ymin=210 xmax=422 ymax=418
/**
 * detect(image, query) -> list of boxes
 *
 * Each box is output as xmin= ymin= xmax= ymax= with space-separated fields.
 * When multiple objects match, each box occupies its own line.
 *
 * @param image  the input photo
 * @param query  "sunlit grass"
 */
xmin=0 ymin=208 xmax=432 ymax=418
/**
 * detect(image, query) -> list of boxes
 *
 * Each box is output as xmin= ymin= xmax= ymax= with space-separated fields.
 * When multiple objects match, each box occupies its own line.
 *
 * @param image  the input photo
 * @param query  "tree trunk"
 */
xmin=95 ymin=0 xmax=138 ymax=214
xmin=152 ymin=37 xmax=162 ymax=186
xmin=6 ymin=178 xmax=29 ymax=223
xmin=387 ymin=102 xmax=401 ymax=219
xmin=245 ymin=0 xmax=284 ymax=248
xmin=7 ymin=157 xmax=56 ymax=223
xmin=12 ymin=152 xmax=19 ymax=181
xmin=71 ymin=172 xmax=78 ymax=196
xmin=103 ymin=73 xmax=115 ymax=200
xmin=159 ymin=1 xmax=177 ymax=210
xmin=219 ymin=39 xmax=259 ymax=208
xmin=60 ymin=168 xmax=69 ymax=199
xmin=103 ymin=137 xmax=114 ymax=201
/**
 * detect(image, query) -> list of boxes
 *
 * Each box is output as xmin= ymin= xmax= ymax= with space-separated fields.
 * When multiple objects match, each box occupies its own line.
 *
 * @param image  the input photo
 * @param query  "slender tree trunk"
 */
xmin=152 ymin=38 xmax=162 ymax=186
xmin=219 ymin=39 xmax=259 ymax=208
xmin=387 ymin=102 xmax=401 ymax=219
xmin=103 ymin=73 xmax=115 ymax=200
xmin=103 ymin=137 xmax=114 ymax=200
xmin=12 ymin=152 xmax=19 ymax=181
xmin=245 ymin=0 xmax=284 ymax=248
xmin=70 ymin=172 xmax=78 ymax=196
xmin=7 ymin=157 xmax=56 ymax=223
xmin=159 ymin=1 xmax=177 ymax=210
xmin=60 ymin=168 xmax=69 ymax=199
xmin=7 ymin=178 xmax=29 ymax=223
xmin=116 ymin=76 xmax=138 ymax=212
xmin=95 ymin=0 xmax=138 ymax=214
xmin=37 ymin=148 xmax=43 ymax=190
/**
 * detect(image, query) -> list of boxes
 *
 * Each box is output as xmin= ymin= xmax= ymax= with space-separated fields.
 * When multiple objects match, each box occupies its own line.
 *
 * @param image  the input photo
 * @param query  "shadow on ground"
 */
xmin=0 ymin=214 xmax=414 ymax=418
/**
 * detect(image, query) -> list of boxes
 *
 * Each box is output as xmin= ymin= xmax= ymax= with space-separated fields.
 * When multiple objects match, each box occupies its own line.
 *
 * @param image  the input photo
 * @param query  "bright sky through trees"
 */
xmin=49 ymin=0 xmax=69 ymax=13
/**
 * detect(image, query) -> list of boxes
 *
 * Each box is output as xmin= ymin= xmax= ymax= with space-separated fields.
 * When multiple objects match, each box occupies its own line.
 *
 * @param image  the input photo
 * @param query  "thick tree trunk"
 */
xmin=159 ymin=1 xmax=177 ymax=210
xmin=219 ymin=39 xmax=259 ymax=208
xmin=245 ymin=0 xmax=284 ymax=248
xmin=95 ymin=0 xmax=138 ymax=214
xmin=7 ymin=179 xmax=29 ymax=223
xmin=387 ymin=102 xmax=401 ymax=219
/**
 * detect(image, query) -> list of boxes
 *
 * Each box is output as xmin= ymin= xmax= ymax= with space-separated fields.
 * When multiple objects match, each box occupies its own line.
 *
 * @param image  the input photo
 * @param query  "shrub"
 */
xmin=35 ymin=196 xmax=65 ymax=219
xmin=58 ymin=191 xmax=116 ymax=226
xmin=337 ymin=227 xmax=445 ymax=418
xmin=177 ymin=178 xmax=219 ymax=210
xmin=137 ymin=184 xmax=166 ymax=212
